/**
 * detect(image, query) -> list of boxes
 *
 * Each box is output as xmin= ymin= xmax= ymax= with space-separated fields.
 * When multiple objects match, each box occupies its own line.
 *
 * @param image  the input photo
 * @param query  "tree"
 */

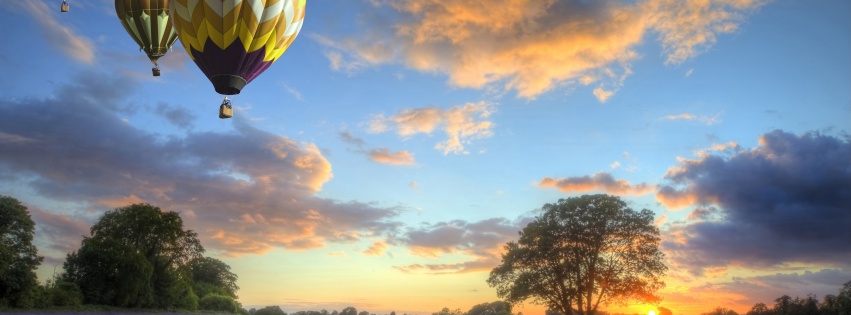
xmin=468 ymin=301 xmax=512 ymax=315
xmin=255 ymin=305 xmax=287 ymax=315
xmin=188 ymin=256 xmax=239 ymax=299
xmin=433 ymin=307 xmax=464 ymax=315
xmin=838 ymin=281 xmax=851 ymax=315
xmin=747 ymin=302 xmax=773 ymax=315
xmin=487 ymin=194 xmax=667 ymax=315
xmin=62 ymin=203 xmax=204 ymax=308
xmin=702 ymin=307 xmax=739 ymax=315
xmin=0 ymin=195 xmax=44 ymax=308
xmin=340 ymin=307 xmax=358 ymax=315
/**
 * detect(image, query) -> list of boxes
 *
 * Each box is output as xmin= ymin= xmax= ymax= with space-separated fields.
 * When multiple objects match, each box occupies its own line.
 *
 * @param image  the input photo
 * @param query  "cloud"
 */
xmin=154 ymin=102 xmax=196 ymax=128
xmin=663 ymin=269 xmax=851 ymax=314
xmin=369 ymin=101 xmax=495 ymax=155
xmin=647 ymin=0 xmax=765 ymax=65
xmin=282 ymin=83 xmax=305 ymax=101
xmin=5 ymin=1 xmax=95 ymax=64
xmin=0 ymin=71 xmax=404 ymax=258
xmin=368 ymin=148 xmax=416 ymax=165
xmin=363 ymin=240 xmax=389 ymax=256
xmin=661 ymin=112 xmax=722 ymax=125
xmin=395 ymin=217 xmax=533 ymax=274
xmin=337 ymin=131 xmax=416 ymax=166
xmin=28 ymin=206 xmax=91 ymax=255
xmin=657 ymin=130 xmax=851 ymax=274
xmin=538 ymin=172 xmax=657 ymax=196
xmin=318 ymin=0 xmax=764 ymax=99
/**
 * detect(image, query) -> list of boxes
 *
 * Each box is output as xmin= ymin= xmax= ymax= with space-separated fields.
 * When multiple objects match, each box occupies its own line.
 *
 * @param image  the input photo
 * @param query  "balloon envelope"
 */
xmin=170 ymin=0 xmax=306 ymax=95
xmin=115 ymin=0 xmax=179 ymax=65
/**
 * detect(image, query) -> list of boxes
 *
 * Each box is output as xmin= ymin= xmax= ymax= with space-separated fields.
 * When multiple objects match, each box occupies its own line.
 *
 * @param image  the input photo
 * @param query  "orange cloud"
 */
xmin=368 ymin=148 xmax=416 ymax=165
xmin=362 ymin=240 xmax=388 ymax=256
xmin=538 ymin=172 xmax=657 ymax=195
xmin=655 ymin=186 xmax=698 ymax=210
xmin=369 ymin=102 xmax=495 ymax=155
xmin=320 ymin=0 xmax=764 ymax=99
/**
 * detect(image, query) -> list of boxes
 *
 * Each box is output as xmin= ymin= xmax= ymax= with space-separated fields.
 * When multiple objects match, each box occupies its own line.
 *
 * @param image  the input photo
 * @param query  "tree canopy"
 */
xmin=487 ymin=194 xmax=666 ymax=315
xmin=188 ymin=256 xmax=240 ymax=299
xmin=0 ymin=195 xmax=44 ymax=308
xmin=62 ymin=203 xmax=204 ymax=308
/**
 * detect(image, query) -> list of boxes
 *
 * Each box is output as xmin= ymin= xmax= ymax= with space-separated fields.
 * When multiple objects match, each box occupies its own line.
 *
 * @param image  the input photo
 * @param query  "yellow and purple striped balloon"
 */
xmin=170 ymin=0 xmax=306 ymax=95
xmin=115 ymin=0 xmax=179 ymax=68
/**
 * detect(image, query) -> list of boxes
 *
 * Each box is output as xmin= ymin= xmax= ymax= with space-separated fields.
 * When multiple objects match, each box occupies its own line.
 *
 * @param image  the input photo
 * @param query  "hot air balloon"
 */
xmin=114 ymin=0 xmax=179 ymax=76
xmin=170 ymin=0 xmax=306 ymax=119
xmin=60 ymin=0 xmax=70 ymax=12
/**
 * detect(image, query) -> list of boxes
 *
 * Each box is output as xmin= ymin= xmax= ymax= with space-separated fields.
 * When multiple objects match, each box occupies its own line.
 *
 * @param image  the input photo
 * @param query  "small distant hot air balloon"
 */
xmin=115 ymin=0 xmax=179 ymax=76
xmin=60 ymin=0 xmax=70 ymax=12
xmin=170 ymin=0 xmax=306 ymax=119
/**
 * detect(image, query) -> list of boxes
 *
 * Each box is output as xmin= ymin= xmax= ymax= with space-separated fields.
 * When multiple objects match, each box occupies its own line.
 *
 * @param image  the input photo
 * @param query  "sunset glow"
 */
xmin=1 ymin=1 xmax=850 ymax=315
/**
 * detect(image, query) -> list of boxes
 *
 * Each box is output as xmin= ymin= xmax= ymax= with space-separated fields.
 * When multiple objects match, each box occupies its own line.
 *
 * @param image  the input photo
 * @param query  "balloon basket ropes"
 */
xmin=61 ymin=4 xmax=69 ymax=12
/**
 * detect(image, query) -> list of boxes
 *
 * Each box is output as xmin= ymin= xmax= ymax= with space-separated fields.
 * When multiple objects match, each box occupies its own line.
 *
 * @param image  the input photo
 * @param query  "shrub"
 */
xmin=199 ymin=294 xmax=238 ymax=313
xmin=255 ymin=305 xmax=287 ymax=315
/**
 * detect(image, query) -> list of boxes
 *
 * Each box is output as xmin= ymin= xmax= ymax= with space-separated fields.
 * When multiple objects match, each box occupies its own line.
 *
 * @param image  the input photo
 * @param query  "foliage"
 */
xmin=468 ymin=301 xmax=512 ymax=315
xmin=188 ymin=256 xmax=240 ymax=299
xmin=735 ymin=280 xmax=851 ymax=315
xmin=0 ymin=195 xmax=45 ymax=308
xmin=61 ymin=203 xmax=204 ymax=309
xmin=199 ymin=294 xmax=239 ymax=313
xmin=488 ymin=194 xmax=667 ymax=315
xmin=255 ymin=305 xmax=288 ymax=315
xmin=433 ymin=307 xmax=465 ymax=315
xmin=340 ymin=306 xmax=358 ymax=315
xmin=44 ymin=278 xmax=83 ymax=308
xmin=702 ymin=307 xmax=740 ymax=315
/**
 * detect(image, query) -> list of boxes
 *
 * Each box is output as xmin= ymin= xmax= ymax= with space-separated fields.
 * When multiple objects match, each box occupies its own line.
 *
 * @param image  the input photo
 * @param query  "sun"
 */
xmin=648 ymin=311 xmax=656 ymax=315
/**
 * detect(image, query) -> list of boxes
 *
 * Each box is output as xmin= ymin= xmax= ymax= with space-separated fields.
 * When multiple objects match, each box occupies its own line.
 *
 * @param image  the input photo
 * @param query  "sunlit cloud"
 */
xmin=538 ymin=172 xmax=657 ymax=196
xmin=362 ymin=240 xmax=389 ymax=256
xmin=657 ymin=130 xmax=851 ymax=274
xmin=338 ymin=131 xmax=416 ymax=166
xmin=396 ymin=217 xmax=533 ymax=274
xmin=318 ymin=0 xmax=764 ymax=99
xmin=5 ymin=1 xmax=95 ymax=64
xmin=0 ymin=71 xmax=404 ymax=259
xmin=368 ymin=148 xmax=416 ymax=165
xmin=369 ymin=101 xmax=495 ymax=155
xmin=661 ymin=112 xmax=722 ymax=125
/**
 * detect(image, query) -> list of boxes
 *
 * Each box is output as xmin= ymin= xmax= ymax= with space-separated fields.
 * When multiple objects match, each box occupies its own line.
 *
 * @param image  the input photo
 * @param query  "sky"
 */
xmin=0 ymin=0 xmax=850 ymax=314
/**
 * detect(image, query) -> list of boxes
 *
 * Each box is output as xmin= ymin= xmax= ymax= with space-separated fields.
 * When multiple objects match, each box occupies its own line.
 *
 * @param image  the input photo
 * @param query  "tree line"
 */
xmin=0 ymin=196 xmax=240 ymax=312
xmin=699 ymin=281 xmax=851 ymax=315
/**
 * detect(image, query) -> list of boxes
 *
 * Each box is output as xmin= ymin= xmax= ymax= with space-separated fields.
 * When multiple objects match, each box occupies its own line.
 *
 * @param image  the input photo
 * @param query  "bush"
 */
xmin=199 ymin=294 xmax=238 ymax=313
xmin=255 ymin=305 xmax=287 ymax=315
xmin=49 ymin=281 xmax=83 ymax=307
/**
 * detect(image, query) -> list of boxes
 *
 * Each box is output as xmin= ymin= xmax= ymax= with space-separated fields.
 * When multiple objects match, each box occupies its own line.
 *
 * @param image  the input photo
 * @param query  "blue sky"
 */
xmin=1 ymin=1 xmax=849 ymax=314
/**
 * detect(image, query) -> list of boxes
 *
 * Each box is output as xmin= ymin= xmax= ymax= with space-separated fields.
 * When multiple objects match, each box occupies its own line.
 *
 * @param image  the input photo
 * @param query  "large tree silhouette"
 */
xmin=488 ymin=194 xmax=666 ymax=315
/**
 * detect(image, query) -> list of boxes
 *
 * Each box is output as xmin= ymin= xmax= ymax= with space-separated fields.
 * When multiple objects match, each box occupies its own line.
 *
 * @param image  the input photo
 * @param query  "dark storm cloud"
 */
xmin=658 ymin=130 xmax=851 ymax=274
xmin=0 ymin=71 xmax=402 ymax=257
